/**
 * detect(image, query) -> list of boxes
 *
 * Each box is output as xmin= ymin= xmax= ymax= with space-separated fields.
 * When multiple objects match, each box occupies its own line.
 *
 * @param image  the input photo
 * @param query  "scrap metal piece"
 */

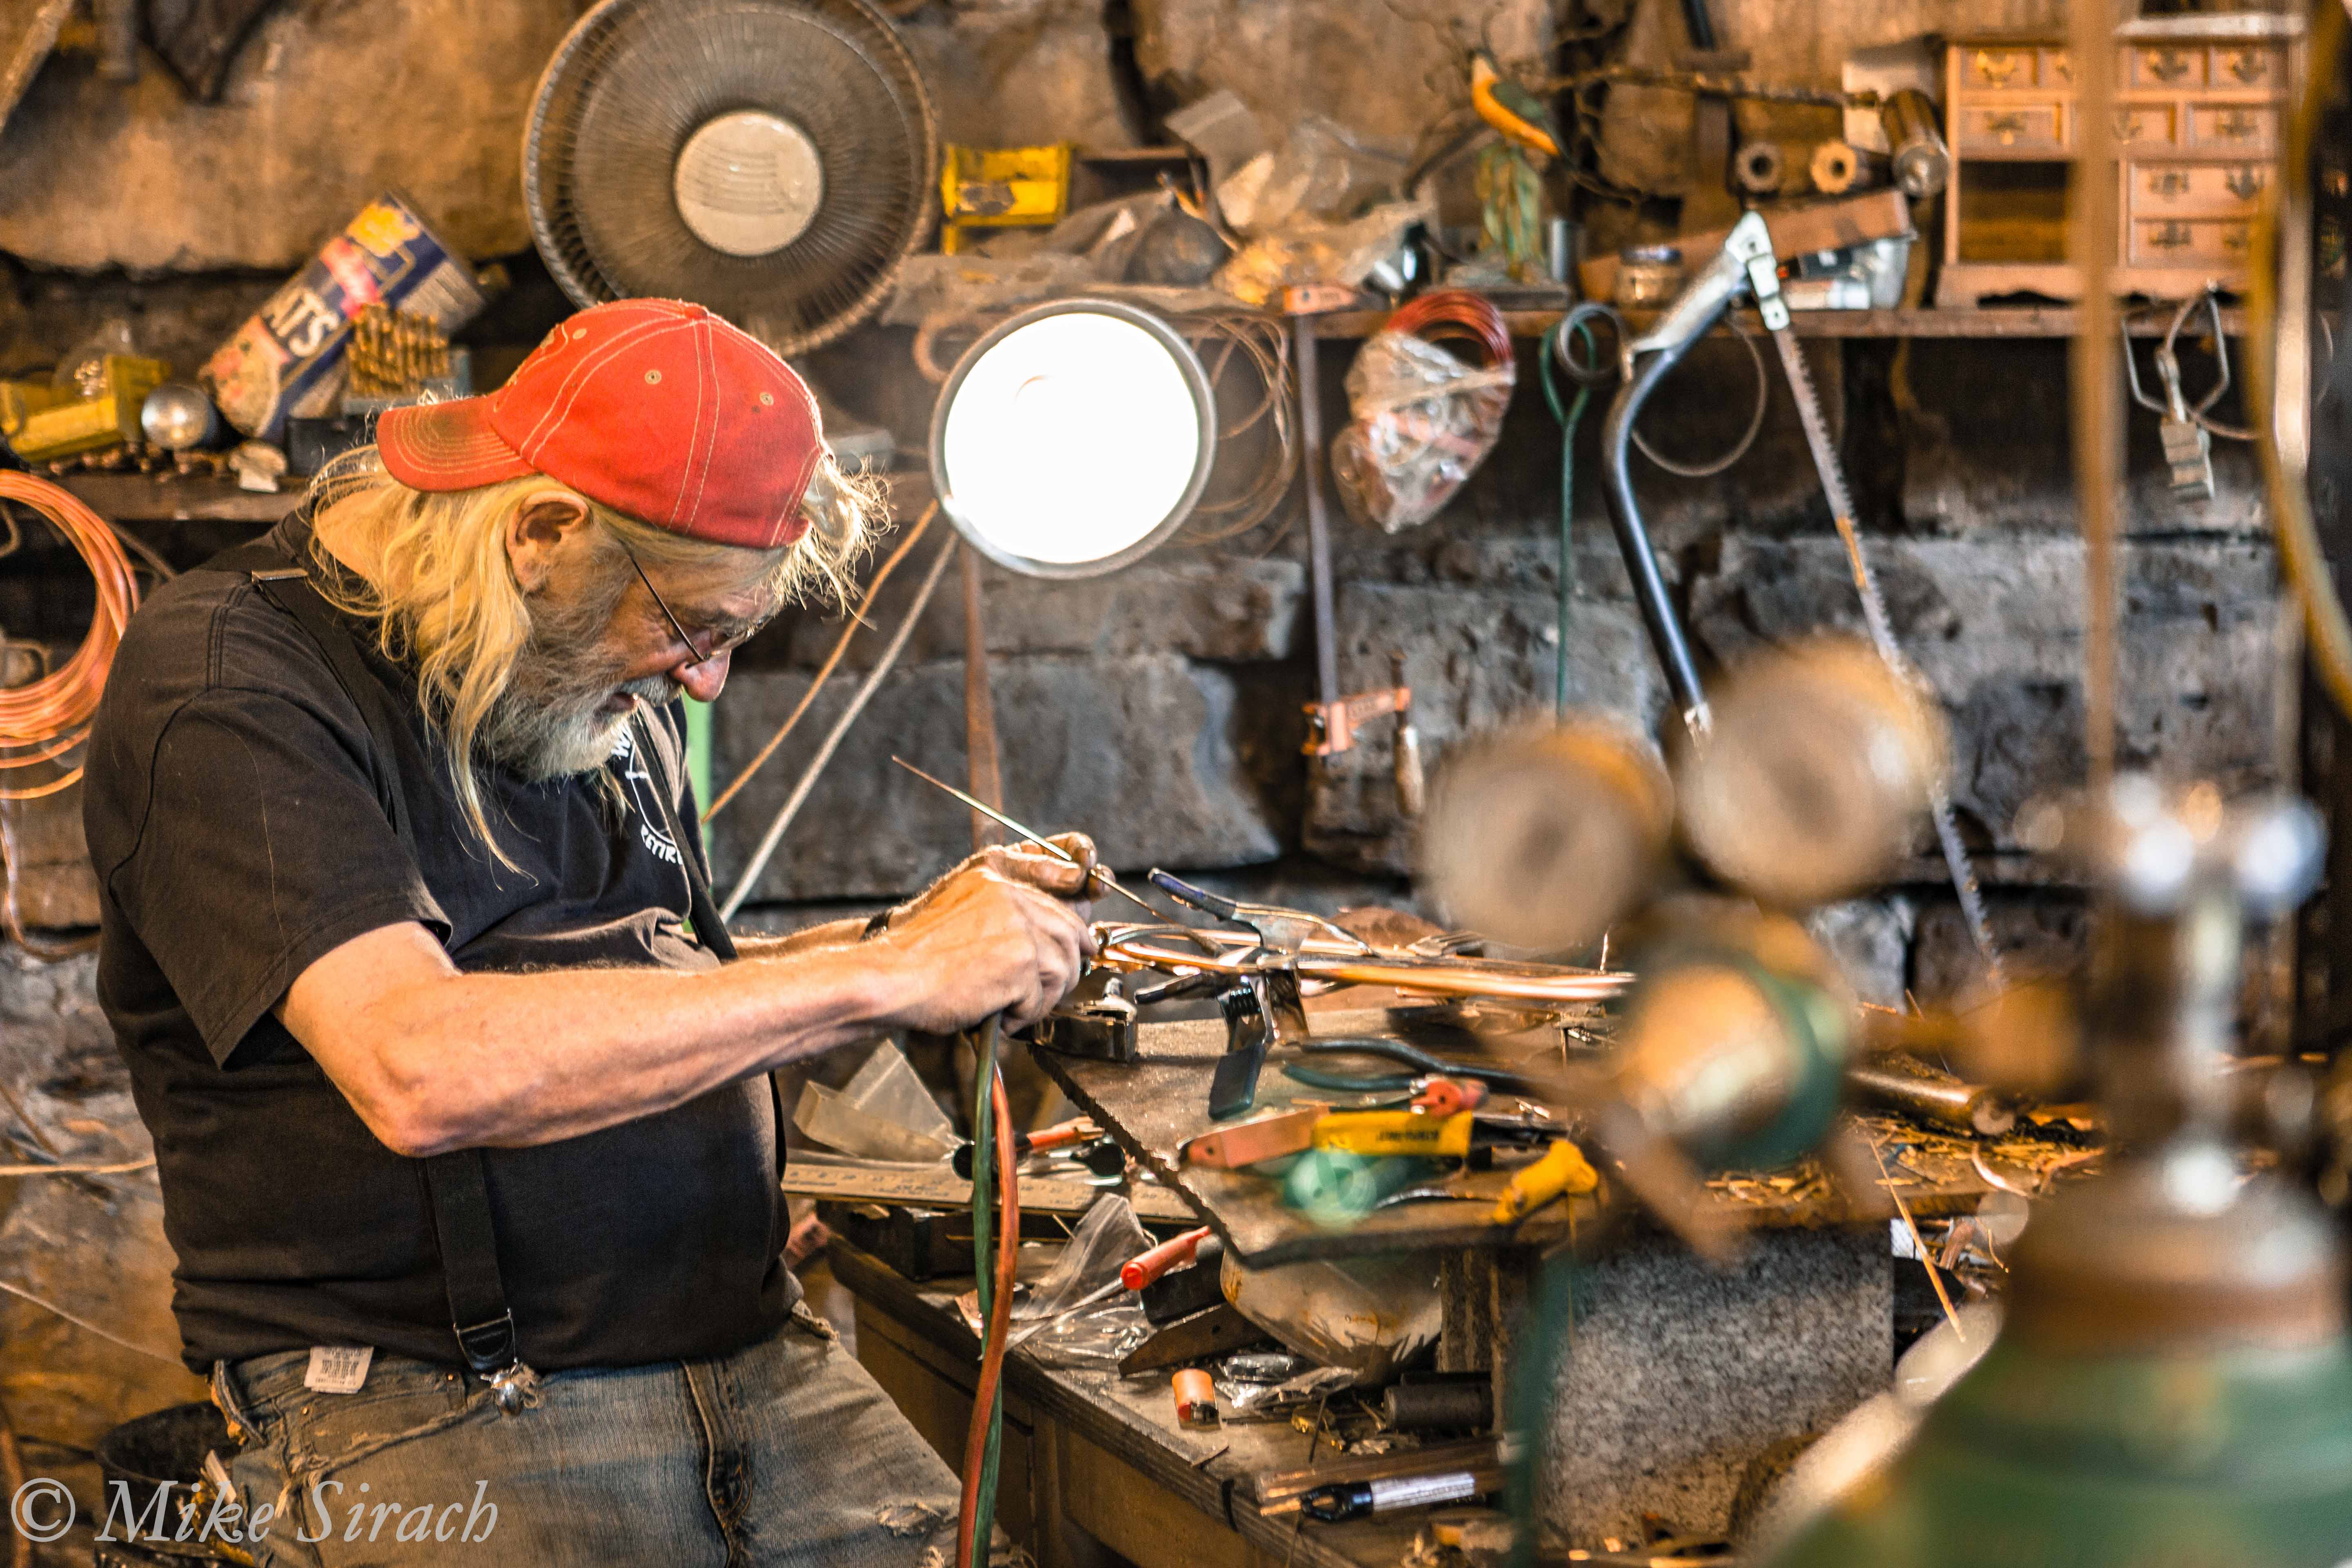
xmin=1180 ymin=1106 xmax=1326 ymax=1169
xmin=1121 ymin=1303 xmax=1269 ymax=1375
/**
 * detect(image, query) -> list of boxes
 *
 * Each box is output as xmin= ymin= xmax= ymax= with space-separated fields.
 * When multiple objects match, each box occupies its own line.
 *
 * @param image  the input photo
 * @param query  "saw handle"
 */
xmin=1122 ymin=1225 xmax=1214 ymax=1291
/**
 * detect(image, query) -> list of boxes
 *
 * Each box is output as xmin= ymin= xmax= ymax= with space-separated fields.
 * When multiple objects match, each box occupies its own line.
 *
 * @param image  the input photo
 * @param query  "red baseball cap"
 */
xmin=376 ymin=298 xmax=826 ymax=550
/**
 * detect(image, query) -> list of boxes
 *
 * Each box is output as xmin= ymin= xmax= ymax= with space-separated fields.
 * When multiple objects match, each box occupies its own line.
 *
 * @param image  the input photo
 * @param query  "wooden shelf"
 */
xmin=52 ymin=469 xmax=940 ymax=527
xmin=54 ymin=474 xmax=292 ymax=525
xmin=1316 ymin=303 xmax=2246 ymax=340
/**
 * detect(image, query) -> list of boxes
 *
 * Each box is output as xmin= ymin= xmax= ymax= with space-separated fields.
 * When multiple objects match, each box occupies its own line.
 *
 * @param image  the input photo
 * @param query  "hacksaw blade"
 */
xmin=1768 ymin=327 xmax=2005 ymax=984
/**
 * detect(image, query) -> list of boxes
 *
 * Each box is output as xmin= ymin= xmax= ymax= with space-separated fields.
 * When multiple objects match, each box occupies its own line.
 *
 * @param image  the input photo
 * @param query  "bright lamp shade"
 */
xmin=929 ymin=299 xmax=1216 ymax=579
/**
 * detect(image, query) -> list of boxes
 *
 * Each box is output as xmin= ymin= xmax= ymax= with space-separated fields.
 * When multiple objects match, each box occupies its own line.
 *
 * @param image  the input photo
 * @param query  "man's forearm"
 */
xmin=730 ymin=915 xmax=876 ymax=960
xmin=286 ymin=924 xmax=923 ymax=1157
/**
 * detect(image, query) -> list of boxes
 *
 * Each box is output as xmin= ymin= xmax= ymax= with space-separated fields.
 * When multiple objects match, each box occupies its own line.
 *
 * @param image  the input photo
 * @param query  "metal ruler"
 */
xmin=1752 ymin=272 xmax=2005 ymax=982
xmin=782 ymin=1162 xmax=1200 ymax=1225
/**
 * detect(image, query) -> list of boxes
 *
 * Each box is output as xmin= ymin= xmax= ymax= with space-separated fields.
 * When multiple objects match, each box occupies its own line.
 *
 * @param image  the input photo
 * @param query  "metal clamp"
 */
xmin=2123 ymin=289 xmax=2250 ymax=502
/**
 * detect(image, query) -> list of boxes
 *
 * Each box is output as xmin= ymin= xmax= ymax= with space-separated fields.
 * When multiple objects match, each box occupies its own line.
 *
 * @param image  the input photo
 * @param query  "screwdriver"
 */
xmin=950 ymin=1117 xmax=1103 ymax=1178
xmin=890 ymin=756 xmax=1165 ymax=921
xmin=1120 ymin=1225 xmax=1214 ymax=1290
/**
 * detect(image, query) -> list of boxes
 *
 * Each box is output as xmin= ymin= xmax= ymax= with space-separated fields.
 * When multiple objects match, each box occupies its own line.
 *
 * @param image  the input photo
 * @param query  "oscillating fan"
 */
xmin=524 ymin=0 xmax=938 ymax=358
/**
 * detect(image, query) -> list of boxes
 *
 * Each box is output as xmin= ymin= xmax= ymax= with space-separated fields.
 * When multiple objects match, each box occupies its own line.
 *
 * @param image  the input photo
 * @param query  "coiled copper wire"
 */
xmin=0 ymin=472 xmax=141 ymax=801
xmin=1386 ymin=288 xmax=1514 ymax=370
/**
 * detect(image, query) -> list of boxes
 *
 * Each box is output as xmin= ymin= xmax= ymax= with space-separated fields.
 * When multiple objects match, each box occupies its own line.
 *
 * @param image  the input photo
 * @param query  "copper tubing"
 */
xmin=954 ymin=1062 xmax=1019 ymax=1568
xmin=0 ymin=473 xmax=141 ymax=801
xmin=1094 ymin=924 xmax=1632 ymax=1005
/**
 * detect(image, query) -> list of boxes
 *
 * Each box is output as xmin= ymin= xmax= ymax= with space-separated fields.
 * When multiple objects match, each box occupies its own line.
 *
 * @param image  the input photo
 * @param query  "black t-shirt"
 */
xmin=83 ymin=510 xmax=793 ymax=1374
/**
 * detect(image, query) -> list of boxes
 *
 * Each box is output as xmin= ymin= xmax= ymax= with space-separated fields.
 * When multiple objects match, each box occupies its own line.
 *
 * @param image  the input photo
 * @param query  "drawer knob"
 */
xmin=2226 ymin=166 xmax=2265 ymax=201
xmin=2214 ymin=109 xmax=2259 ymax=143
xmin=2149 ymin=221 xmax=2192 ymax=251
xmin=2223 ymin=49 xmax=2267 ymax=85
xmin=1973 ymin=49 xmax=2023 ymax=88
xmin=1987 ymin=111 xmax=2028 ymax=144
xmin=2149 ymin=169 xmax=2189 ymax=197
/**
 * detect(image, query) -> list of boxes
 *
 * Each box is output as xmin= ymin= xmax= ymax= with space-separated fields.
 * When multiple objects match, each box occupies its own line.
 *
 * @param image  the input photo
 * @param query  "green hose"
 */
xmin=1541 ymin=320 xmax=1599 ymax=716
xmin=968 ymin=1017 xmax=1005 ymax=1568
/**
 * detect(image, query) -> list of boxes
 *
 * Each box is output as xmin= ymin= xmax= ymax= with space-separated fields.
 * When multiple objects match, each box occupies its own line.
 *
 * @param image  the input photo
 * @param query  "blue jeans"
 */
xmin=210 ymin=1303 xmax=962 ymax=1566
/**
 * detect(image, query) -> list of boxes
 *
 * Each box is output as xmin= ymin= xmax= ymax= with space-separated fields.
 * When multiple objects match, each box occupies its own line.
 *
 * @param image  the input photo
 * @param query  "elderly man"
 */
xmin=85 ymin=298 xmax=1090 ymax=1565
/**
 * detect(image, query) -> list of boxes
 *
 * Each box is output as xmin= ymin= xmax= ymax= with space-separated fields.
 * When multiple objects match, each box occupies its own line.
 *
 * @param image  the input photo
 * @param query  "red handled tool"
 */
xmin=1410 ymin=1076 xmax=1488 ymax=1117
xmin=1122 ymin=1225 xmax=1214 ymax=1291
xmin=952 ymin=1117 xmax=1100 ymax=1178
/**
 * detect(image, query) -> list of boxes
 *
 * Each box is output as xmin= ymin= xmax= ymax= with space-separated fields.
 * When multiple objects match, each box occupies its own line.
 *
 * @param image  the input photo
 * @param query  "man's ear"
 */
xmin=505 ymin=492 xmax=591 ymax=595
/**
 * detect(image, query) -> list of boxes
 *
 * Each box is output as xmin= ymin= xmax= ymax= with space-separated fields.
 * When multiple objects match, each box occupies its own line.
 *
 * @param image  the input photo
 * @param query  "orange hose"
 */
xmin=955 ymin=1064 xmax=1019 ymax=1568
xmin=0 ymin=473 xmax=140 ymax=801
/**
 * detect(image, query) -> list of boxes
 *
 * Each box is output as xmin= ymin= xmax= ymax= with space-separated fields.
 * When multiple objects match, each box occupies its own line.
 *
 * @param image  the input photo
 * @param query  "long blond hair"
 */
xmin=304 ymin=444 xmax=877 ymax=864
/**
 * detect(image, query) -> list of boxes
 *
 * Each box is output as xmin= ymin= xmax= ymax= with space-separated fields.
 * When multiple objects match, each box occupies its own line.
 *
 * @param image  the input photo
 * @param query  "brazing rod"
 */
xmin=889 ymin=756 xmax=1162 ymax=921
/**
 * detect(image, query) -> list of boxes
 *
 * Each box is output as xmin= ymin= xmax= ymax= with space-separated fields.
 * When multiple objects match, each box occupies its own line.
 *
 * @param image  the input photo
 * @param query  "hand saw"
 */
xmin=1742 ymin=228 xmax=2005 ymax=982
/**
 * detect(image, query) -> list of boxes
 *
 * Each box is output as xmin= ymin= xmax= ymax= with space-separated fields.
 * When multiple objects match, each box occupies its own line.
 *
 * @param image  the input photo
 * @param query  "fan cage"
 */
xmin=523 ymin=0 xmax=938 ymax=359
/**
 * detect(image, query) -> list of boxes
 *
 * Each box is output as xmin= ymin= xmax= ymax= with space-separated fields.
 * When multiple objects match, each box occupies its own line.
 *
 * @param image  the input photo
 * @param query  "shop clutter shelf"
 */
xmin=1313 ymin=303 xmax=2246 ymax=339
xmin=55 ymin=470 xmax=943 ymax=528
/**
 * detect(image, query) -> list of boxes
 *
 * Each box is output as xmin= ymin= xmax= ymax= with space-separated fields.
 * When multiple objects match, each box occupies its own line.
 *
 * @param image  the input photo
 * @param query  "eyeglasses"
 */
xmin=619 ymin=541 xmax=716 ymax=669
xmin=617 ymin=539 xmax=773 ymax=670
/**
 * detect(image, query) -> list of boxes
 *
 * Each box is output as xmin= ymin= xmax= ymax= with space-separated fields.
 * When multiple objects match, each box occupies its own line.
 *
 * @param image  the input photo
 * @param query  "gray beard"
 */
xmin=476 ymin=595 xmax=682 ymax=782
xmin=478 ymin=671 xmax=678 ymax=782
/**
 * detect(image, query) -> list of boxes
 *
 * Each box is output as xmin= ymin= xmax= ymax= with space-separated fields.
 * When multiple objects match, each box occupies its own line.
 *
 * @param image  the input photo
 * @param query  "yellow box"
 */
xmin=0 ymin=379 xmax=71 ymax=439
xmin=7 ymin=356 xmax=168 ymax=463
xmin=940 ymin=144 xmax=1072 ymax=254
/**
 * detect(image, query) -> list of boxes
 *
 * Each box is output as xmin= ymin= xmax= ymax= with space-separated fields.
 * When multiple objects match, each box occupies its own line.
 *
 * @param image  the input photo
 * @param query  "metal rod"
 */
xmin=889 ymin=756 xmax=1163 ymax=921
xmin=960 ymin=549 xmax=1005 ymax=852
xmin=2070 ymin=0 xmax=2121 ymax=792
xmin=1294 ymin=314 xmax=1341 ymax=715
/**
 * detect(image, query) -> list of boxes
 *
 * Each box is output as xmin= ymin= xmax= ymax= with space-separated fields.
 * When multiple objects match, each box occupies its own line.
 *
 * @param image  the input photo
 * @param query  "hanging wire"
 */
xmin=1542 ymin=313 xmax=1608 ymax=714
xmin=1171 ymin=312 xmax=1301 ymax=550
xmin=718 ymin=534 xmax=959 ymax=920
xmin=1630 ymin=312 xmax=1770 ymax=478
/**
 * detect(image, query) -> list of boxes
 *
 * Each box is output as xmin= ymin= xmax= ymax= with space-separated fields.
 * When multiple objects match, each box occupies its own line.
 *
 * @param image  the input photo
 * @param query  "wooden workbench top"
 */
xmin=831 ymin=1241 xmax=1428 ymax=1568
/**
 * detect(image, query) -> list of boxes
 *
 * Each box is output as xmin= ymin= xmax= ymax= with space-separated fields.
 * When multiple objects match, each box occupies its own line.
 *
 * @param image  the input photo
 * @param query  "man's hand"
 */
xmin=891 ymin=831 xmax=1102 ymax=921
xmin=872 ymin=833 xmax=1099 ymax=1033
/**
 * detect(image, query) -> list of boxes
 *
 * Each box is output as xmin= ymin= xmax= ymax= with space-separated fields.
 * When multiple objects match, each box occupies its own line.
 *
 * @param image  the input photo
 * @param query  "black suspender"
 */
xmin=630 ymin=713 xmax=792 ymax=1186
xmin=194 ymin=537 xmax=746 ymax=1403
xmin=628 ymin=711 xmax=738 ymax=964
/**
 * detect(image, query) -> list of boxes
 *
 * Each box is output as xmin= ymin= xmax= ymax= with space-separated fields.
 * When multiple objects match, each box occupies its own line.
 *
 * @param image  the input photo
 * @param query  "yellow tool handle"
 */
xmin=1489 ymin=1139 xmax=1599 ymax=1225
xmin=1311 ymin=1110 xmax=1474 ymax=1158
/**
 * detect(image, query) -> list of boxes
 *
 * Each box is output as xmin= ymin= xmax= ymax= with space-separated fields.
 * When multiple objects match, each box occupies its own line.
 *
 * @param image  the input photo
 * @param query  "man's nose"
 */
xmin=675 ymin=648 xmax=730 ymax=704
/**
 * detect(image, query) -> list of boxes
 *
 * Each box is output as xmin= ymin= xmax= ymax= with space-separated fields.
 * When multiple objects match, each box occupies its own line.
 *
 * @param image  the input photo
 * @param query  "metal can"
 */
xmin=200 ymin=191 xmax=486 ymax=442
xmin=1614 ymin=244 xmax=1685 ymax=309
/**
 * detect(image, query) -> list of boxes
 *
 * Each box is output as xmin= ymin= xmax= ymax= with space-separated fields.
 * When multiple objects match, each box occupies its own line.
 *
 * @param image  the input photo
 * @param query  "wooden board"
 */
xmin=1033 ymin=1010 xmax=2002 ymax=1268
xmin=782 ymin=1162 xmax=1199 ymax=1226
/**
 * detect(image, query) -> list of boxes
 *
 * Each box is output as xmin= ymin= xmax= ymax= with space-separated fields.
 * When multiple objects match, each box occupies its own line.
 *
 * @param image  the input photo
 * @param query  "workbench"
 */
xmin=1022 ymin=1010 xmax=1965 ymax=1549
xmin=829 ymin=1241 xmax=1438 ymax=1568
xmin=1031 ymin=1008 xmax=2001 ymax=1268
